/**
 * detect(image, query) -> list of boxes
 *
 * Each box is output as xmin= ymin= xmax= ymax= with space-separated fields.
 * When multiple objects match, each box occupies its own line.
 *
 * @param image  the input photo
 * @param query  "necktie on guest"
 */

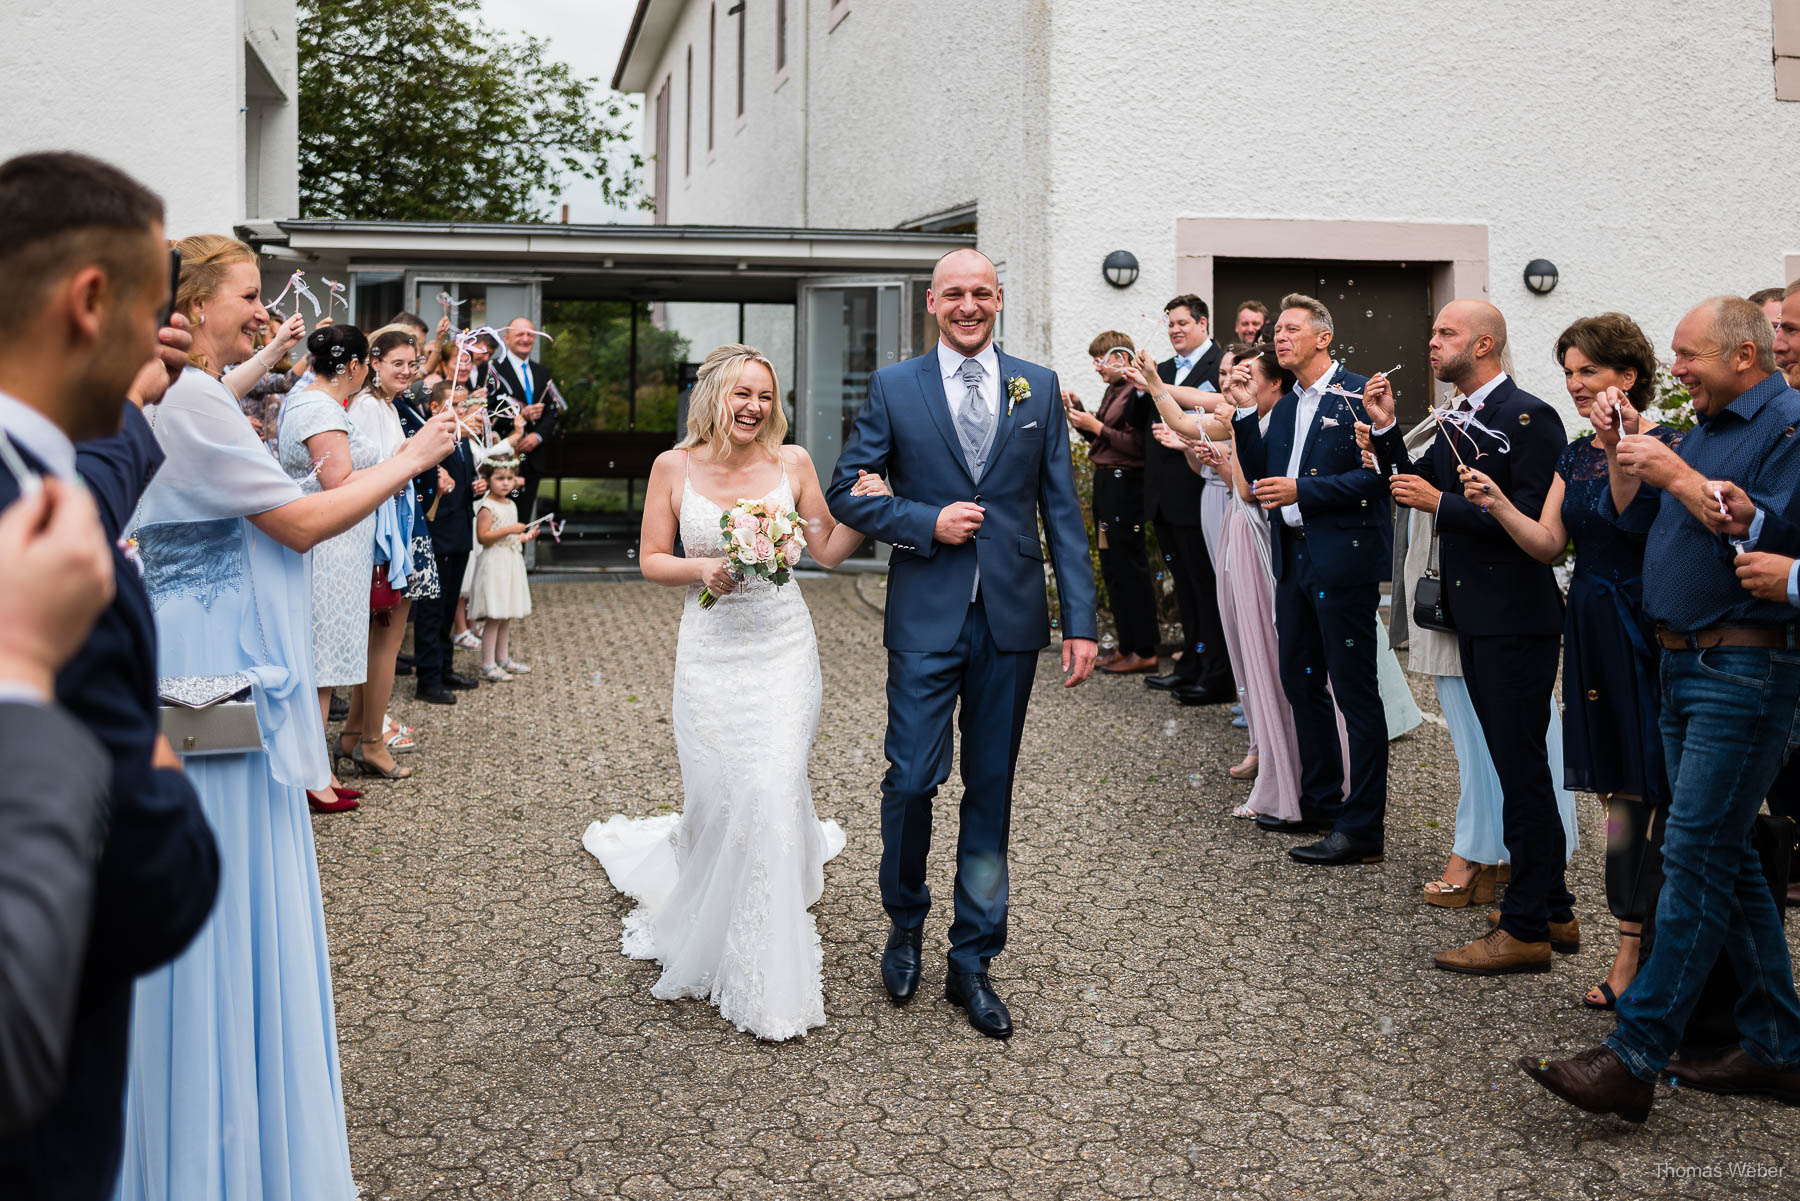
xmin=955 ymin=357 xmax=990 ymax=475
xmin=519 ymin=361 xmax=535 ymax=407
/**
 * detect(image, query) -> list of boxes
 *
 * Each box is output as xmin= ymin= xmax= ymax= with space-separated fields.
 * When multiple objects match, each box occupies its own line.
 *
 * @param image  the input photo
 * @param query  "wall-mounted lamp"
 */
xmin=1102 ymin=250 xmax=1139 ymax=289
xmin=1523 ymin=259 xmax=1560 ymax=295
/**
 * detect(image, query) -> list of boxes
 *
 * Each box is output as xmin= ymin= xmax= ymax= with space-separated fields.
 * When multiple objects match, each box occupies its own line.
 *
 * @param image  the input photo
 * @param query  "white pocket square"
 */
xmin=1319 ymin=416 xmax=1340 ymax=428
xmin=1021 ymin=420 xmax=1039 ymax=429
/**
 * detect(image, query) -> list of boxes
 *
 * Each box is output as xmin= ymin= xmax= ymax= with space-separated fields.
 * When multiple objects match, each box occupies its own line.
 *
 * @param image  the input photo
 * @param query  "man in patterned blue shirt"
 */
xmin=1522 ymin=296 xmax=1800 ymax=1121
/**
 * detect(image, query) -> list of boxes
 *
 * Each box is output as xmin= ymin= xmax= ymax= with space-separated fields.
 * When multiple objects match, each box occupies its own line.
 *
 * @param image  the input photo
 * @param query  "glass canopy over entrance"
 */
xmin=244 ymin=220 xmax=972 ymax=569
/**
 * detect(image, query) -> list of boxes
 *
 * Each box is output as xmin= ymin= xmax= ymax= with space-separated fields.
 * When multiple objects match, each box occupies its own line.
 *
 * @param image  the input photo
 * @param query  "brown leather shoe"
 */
xmin=1667 ymin=1046 xmax=1800 ymax=1105
xmin=1100 ymin=652 xmax=1158 ymax=674
xmin=1488 ymin=909 xmax=1581 ymax=954
xmin=1434 ymin=927 xmax=1552 ymax=975
xmin=1519 ymin=1045 xmax=1653 ymax=1123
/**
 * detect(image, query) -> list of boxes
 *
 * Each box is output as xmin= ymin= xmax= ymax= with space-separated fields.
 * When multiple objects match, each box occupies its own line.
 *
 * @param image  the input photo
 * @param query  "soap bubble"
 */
xmin=626 ymin=547 xmax=637 ymax=559
xmin=1366 ymin=310 xmax=1374 ymax=318
xmin=1100 ymin=634 xmax=1116 ymax=650
xmin=1162 ymin=719 xmax=1178 ymax=737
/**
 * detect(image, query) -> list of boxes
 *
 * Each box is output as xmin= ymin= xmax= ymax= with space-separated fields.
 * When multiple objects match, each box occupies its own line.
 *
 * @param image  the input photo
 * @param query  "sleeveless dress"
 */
xmin=582 ymin=461 xmax=846 ymax=1041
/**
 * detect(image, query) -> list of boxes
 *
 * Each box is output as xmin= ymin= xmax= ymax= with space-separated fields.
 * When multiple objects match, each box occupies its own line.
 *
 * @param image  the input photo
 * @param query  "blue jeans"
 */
xmin=1607 ymin=646 xmax=1800 ymax=1081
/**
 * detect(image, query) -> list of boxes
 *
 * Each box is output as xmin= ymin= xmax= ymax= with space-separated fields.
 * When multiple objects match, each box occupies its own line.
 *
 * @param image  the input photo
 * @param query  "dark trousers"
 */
xmin=1461 ymin=632 xmax=1572 ymax=942
xmin=413 ymin=549 xmax=469 ymax=688
xmin=879 ymin=598 xmax=1037 ymax=974
xmin=1154 ymin=516 xmax=1230 ymax=688
xmin=1274 ymin=536 xmax=1388 ymax=842
xmin=1091 ymin=466 xmax=1157 ymax=657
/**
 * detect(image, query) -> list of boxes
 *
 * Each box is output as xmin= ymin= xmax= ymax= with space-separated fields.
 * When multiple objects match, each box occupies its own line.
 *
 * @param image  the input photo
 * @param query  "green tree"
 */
xmin=298 ymin=0 xmax=643 ymax=220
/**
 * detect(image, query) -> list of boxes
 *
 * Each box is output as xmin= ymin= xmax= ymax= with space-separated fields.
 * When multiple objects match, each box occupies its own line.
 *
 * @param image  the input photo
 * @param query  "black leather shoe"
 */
xmin=1667 ymin=1045 xmax=1800 ymax=1104
xmin=881 ymin=925 xmax=923 ymax=1004
xmin=1173 ymin=683 xmax=1236 ymax=706
xmin=1144 ymin=672 xmax=1186 ymax=692
xmin=1519 ymin=1045 xmax=1653 ymax=1123
xmin=416 ymin=684 xmax=458 ymax=706
xmin=1289 ymin=831 xmax=1385 ymax=865
xmin=1255 ymin=815 xmax=1330 ymax=835
xmin=444 ymin=671 xmax=480 ymax=690
xmin=394 ymin=660 xmax=414 ymax=677
xmin=945 ymin=970 xmax=1013 ymax=1039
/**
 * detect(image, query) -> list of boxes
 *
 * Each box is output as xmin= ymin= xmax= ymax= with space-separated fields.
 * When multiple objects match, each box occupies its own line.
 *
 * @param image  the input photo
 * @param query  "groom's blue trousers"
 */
xmin=880 ymin=597 xmax=1038 ymax=975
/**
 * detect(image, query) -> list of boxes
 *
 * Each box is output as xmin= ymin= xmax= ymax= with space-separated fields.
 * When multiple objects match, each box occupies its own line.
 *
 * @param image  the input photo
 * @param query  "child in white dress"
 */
xmin=468 ymin=457 xmax=538 ymax=681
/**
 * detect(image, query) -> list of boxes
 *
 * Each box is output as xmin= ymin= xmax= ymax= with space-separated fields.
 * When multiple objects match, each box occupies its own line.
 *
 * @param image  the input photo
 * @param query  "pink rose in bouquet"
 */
xmin=698 ymin=498 xmax=810 ymax=609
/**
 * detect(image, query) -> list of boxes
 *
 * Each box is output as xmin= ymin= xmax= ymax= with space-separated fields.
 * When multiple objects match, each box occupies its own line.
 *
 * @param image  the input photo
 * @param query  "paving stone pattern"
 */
xmin=317 ymin=576 xmax=1800 ymax=1200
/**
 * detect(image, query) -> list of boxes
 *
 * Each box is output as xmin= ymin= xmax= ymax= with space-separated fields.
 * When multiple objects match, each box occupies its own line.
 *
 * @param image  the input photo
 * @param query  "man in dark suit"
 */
xmin=1233 ymin=294 xmax=1392 ymax=864
xmin=0 ymin=150 xmax=219 ymax=1199
xmin=827 ymin=248 xmax=1097 ymax=1039
xmin=1128 ymin=294 xmax=1233 ymax=705
xmin=404 ymin=381 xmax=484 ymax=704
xmin=488 ymin=317 xmax=559 ymax=519
xmin=1368 ymin=299 xmax=1570 ymax=970
xmin=0 ymin=479 xmax=115 ymax=1137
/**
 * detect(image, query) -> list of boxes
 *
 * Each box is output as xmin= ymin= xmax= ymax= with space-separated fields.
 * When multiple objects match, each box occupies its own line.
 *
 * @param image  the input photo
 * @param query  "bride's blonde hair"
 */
xmin=676 ymin=343 xmax=787 ymax=461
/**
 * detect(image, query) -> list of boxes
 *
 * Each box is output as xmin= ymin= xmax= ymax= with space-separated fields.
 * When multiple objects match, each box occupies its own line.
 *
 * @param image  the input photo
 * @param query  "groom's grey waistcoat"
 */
xmin=826 ymin=346 xmax=1098 ymax=654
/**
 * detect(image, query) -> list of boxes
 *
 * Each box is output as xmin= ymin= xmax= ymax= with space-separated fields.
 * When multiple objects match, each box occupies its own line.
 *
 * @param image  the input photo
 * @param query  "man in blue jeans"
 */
xmin=1522 ymin=297 xmax=1800 ymax=1121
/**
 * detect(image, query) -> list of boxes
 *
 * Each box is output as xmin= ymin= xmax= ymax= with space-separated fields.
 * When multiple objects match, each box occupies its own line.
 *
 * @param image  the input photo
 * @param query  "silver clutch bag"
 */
xmin=159 ymin=673 xmax=262 ymax=756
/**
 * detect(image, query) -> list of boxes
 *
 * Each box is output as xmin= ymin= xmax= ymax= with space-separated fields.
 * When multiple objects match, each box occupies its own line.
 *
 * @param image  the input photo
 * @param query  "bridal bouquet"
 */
xmin=699 ymin=500 xmax=808 ymax=609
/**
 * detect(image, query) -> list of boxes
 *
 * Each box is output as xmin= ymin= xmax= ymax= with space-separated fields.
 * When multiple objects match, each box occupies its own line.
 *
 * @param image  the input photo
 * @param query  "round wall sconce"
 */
xmin=1523 ymin=259 xmax=1560 ymax=295
xmin=1102 ymin=250 xmax=1140 ymax=289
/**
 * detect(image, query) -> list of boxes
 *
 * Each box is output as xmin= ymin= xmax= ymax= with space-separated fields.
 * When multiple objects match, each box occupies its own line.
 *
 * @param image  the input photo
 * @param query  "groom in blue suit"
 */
xmin=828 ymin=248 xmax=1097 ymax=1038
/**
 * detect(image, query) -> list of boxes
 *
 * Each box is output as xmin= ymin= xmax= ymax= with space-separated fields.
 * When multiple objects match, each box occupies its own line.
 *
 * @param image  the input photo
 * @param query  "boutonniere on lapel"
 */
xmin=1006 ymin=375 xmax=1030 ymax=417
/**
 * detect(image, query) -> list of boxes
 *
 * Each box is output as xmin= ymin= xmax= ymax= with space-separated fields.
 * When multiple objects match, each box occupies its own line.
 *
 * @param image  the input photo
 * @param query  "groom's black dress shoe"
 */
xmin=945 ymin=971 xmax=1013 ymax=1039
xmin=1255 ymin=815 xmax=1329 ymax=835
xmin=1172 ymin=682 xmax=1236 ymax=706
xmin=882 ymin=925 xmax=923 ymax=1004
xmin=1289 ymin=831 xmax=1385 ymax=865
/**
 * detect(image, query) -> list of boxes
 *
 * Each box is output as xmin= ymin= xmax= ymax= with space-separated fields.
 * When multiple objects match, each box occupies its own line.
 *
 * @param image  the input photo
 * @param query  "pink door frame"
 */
xmin=1174 ymin=218 xmax=1490 ymax=324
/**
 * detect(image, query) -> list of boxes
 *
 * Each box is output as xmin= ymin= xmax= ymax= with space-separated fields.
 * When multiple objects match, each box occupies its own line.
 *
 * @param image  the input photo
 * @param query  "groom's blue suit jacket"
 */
xmin=828 ymin=346 xmax=1098 ymax=654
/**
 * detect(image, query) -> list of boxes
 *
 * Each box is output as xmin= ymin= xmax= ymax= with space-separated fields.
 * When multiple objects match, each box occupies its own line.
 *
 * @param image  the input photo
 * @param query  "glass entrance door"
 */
xmin=798 ymin=279 xmax=903 ymax=488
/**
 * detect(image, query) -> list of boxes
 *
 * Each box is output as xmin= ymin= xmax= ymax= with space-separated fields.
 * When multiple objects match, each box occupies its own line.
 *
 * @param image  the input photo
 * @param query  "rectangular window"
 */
xmin=736 ymin=4 xmax=746 ymax=117
xmin=684 ymin=46 xmax=693 ymax=176
xmin=776 ymin=0 xmax=787 ymax=72
xmin=707 ymin=7 xmax=716 ymax=150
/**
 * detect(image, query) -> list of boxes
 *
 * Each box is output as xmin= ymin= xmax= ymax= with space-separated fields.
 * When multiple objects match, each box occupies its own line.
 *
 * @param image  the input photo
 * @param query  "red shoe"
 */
xmin=332 ymin=785 xmax=364 ymax=802
xmin=308 ymin=789 xmax=359 ymax=814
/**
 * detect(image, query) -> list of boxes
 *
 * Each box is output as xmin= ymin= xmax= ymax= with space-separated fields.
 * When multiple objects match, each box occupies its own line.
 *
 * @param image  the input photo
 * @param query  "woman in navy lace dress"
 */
xmin=1458 ymin=313 xmax=1676 ymax=1012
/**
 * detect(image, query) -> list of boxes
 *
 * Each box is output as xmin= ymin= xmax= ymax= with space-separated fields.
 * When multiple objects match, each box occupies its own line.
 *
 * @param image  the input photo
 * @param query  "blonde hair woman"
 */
xmin=580 ymin=343 xmax=887 ymax=1040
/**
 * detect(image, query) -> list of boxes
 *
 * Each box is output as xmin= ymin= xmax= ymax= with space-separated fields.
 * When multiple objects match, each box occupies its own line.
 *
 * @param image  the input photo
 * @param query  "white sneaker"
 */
xmin=481 ymin=665 xmax=513 ymax=682
xmin=454 ymin=631 xmax=481 ymax=651
xmin=500 ymin=659 xmax=531 ymax=674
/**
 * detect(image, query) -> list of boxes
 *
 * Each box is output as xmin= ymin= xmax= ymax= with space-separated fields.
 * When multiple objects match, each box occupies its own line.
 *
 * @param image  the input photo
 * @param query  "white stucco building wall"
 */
xmin=621 ymin=0 xmax=1800 ymax=420
xmin=1 ymin=0 xmax=298 ymax=236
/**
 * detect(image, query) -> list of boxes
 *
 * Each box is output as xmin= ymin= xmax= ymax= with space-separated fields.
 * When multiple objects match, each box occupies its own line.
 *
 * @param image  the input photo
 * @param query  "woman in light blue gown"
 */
xmin=116 ymin=235 xmax=454 ymax=1201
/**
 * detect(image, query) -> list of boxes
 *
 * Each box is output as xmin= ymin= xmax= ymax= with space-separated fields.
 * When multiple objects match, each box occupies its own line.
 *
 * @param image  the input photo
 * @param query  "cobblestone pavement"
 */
xmin=317 ymin=576 xmax=1800 ymax=1200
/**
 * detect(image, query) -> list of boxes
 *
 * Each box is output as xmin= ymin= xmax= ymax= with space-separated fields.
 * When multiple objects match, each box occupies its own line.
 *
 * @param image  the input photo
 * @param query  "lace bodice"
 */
xmin=679 ymin=468 xmax=800 ymax=605
xmin=1557 ymin=428 xmax=1681 ymax=584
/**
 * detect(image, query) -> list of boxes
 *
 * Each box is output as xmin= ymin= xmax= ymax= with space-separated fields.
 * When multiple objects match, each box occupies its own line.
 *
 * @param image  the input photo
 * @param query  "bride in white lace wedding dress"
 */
xmin=583 ymin=344 xmax=887 ymax=1041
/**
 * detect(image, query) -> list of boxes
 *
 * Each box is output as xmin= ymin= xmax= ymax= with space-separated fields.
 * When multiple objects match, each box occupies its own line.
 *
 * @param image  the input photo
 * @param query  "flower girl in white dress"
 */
xmin=582 ymin=344 xmax=888 ymax=1041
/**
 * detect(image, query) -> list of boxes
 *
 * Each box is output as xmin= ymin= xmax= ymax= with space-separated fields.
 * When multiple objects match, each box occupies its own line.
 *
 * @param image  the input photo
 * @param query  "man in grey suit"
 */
xmin=0 ymin=476 xmax=118 ymax=1134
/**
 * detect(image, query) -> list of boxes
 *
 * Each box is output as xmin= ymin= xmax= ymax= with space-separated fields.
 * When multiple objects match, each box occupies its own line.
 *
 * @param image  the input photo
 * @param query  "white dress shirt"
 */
xmin=1172 ymin=338 xmax=1213 ymax=387
xmin=505 ymin=352 xmax=534 ymax=402
xmin=0 ymin=389 xmax=81 ymax=706
xmin=936 ymin=339 xmax=999 ymax=426
xmin=1274 ymin=361 xmax=1339 ymax=528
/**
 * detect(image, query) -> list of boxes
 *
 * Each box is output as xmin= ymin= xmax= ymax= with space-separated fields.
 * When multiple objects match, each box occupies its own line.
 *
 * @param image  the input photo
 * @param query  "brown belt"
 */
xmin=1656 ymin=625 xmax=1797 ymax=651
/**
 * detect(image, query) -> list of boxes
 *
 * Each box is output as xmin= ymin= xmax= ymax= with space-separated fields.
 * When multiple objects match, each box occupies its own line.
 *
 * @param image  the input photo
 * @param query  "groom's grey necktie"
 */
xmin=955 ymin=357 xmax=992 ymax=477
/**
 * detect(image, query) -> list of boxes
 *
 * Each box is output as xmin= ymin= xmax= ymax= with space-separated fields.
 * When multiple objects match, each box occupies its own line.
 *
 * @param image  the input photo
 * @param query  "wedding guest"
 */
xmin=469 ymin=457 xmax=538 ymax=680
xmin=1776 ymin=281 xmax=1800 ymax=388
xmin=0 ymin=481 xmax=115 ymax=1136
xmin=1234 ymin=300 xmax=1268 ymax=343
xmin=1368 ymin=300 xmax=1569 ymax=969
xmin=1524 ymin=296 xmax=1800 ymax=1120
xmin=1234 ymin=295 xmax=1392 ymax=864
xmin=489 ymin=317 xmax=558 ymax=519
xmin=1750 ymin=286 xmax=1786 ymax=328
xmin=342 ymin=326 xmax=439 ymax=779
xmin=1063 ymin=331 xmax=1157 ymax=673
xmin=408 ymin=380 xmax=487 ymax=704
xmin=1459 ymin=313 xmax=1671 ymax=1007
xmin=470 ymin=330 xmax=501 ymax=395
xmin=0 ymin=151 xmax=218 ymax=1199
xmin=1127 ymin=295 xmax=1232 ymax=705
xmin=223 ymin=311 xmax=304 ymax=441
xmin=276 ymin=323 xmax=383 ymax=812
xmin=118 ymin=232 xmax=456 ymax=1194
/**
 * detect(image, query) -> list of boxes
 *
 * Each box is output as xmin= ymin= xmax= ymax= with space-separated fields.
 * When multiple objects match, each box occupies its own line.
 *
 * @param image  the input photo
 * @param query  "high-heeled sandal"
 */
xmin=1424 ymin=863 xmax=1497 ymax=908
xmin=332 ymin=731 xmax=361 ymax=777
xmin=1582 ymin=930 xmax=1641 ymax=1010
xmin=352 ymin=738 xmax=413 ymax=780
xmin=1228 ymin=755 xmax=1259 ymax=781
